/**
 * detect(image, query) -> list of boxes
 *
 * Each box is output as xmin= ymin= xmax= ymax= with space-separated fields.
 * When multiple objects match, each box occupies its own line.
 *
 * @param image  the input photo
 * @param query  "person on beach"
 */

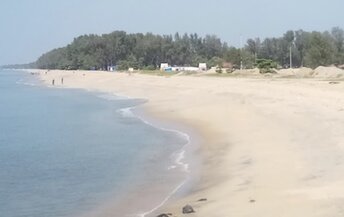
xmin=61 ymin=77 xmax=64 ymax=85
xmin=52 ymin=79 xmax=55 ymax=85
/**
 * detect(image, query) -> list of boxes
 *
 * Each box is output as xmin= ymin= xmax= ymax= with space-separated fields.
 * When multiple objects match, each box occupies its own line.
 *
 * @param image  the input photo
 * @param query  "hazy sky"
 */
xmin=0 ymin=0 xmax=343 ymax=65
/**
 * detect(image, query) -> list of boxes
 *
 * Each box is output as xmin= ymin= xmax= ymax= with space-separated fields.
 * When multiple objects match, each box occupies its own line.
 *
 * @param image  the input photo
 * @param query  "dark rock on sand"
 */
xmin=182 ymin=205 xmax=195 ymax=214
xmin=156 ymin=214 xmax=171 ymax=217
xmin=198 ymin=198 xmax=207 ymax=202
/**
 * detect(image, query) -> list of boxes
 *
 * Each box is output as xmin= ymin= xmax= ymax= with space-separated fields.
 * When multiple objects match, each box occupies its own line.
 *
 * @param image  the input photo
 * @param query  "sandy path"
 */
xmin=35 ymin=70 xmax=344 ymax=217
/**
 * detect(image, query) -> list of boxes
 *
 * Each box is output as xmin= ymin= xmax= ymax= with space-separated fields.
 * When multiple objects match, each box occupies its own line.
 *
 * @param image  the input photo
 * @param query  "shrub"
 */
xmin=216 ymin=67 xmax=223 ymax=73
xmin=143 ymin=65 xmax=156 ymax=71
xmin=256 ymin=59 xmax=277 ymax=73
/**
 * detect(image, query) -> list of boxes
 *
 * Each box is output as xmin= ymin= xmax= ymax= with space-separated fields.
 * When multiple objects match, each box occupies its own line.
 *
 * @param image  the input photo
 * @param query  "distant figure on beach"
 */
xmin=61 ymin=77 xmax=64 ymax=85
xmin=52 ymin=79 xmax=55 ymax=85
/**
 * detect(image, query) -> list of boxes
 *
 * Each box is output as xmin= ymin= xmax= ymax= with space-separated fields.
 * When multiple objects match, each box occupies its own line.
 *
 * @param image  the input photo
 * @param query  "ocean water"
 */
xmin=0 ymin=70 xmax=189 ymax=217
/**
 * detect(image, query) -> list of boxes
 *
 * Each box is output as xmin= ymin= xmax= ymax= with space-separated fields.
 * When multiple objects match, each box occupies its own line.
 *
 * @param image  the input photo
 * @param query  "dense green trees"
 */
xmin=303 ymin=32 xmax=336 ymax=68
xmin=249 ymin=27 xmax=344 ymax=69
xmin=31 ymin=27 xmax=344 ymax=70
xmin=35 ymin=31 xmax=229 ymax=70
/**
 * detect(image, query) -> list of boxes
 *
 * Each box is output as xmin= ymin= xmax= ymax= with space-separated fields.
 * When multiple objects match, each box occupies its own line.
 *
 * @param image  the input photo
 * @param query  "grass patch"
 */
xmin=206 ymin=73 xmax=237 ymax=77
xmin=137 ymin=70 xmax=178 ymax=76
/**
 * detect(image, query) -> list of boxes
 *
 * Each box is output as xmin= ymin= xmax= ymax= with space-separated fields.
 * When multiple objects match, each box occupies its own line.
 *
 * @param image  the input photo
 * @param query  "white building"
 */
xmin=107 ymin=65 xmax=116 ymax=71
xmin=199 ymin=63 xmax=207 ymax=71
xmin=172 ymin=66 xmax=199 ymax=72
xmin=160 ymin=63 xmax=169 ymax=71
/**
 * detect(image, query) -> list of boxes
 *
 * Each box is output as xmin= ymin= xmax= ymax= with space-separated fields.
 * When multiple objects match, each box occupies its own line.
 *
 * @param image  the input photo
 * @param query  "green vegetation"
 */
xmin=4 ymin=27 xmax=344 ymax=70
xmin=216 ymin=67 xmax=223 ymax=73
xmin=34 ymin=32 xmax=229 ymax=70
xmin=247 ymin=28 xmax=344 ymax=69
xmin=138 ymin=70 xmax=177 ymax=76
xmin=256 ymin=59 xmax=278 ymax=73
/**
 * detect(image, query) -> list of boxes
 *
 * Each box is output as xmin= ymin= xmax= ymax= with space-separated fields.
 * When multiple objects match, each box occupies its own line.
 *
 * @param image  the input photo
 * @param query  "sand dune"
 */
xmin=34 ymin=69 xmax=344 ymax=217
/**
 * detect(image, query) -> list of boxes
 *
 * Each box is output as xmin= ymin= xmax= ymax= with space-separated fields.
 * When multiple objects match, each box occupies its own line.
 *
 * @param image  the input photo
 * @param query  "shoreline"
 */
xmin=121 ymin=105 xmax=197 ymax=217
xmin=27 ymin=69 xmax=200 ymax=217
xmin=27 ymin=69 xmax=344 ymax=217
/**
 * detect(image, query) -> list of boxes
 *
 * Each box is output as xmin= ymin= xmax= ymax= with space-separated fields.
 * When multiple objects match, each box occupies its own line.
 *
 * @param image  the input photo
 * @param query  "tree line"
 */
xmin=5 ymin=27 xmax=344 ymax=70
xmin=245 ymin=27 xmax=344 ymax=69
xmin=35 ymin=32 xmax=229 ymax=70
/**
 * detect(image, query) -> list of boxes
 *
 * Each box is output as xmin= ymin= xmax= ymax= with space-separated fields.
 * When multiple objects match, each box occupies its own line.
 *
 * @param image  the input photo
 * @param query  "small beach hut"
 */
xmin=199 ymin=63 xmax=207 ymax=71
xmin=160 ymin=63 xmax=169 ymax=71
xmin=107 ymin=65 xmax=117 ymax=71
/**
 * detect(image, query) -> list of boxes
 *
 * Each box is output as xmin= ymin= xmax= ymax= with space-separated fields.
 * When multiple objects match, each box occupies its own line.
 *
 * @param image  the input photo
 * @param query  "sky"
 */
xmin=0 ymin=0 xmax=343 ymax=65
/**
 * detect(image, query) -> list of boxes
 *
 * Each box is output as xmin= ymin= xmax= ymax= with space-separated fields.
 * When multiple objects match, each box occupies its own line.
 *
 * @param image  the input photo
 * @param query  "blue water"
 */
xmin=0 ymin=70 xmax=187 ymax=217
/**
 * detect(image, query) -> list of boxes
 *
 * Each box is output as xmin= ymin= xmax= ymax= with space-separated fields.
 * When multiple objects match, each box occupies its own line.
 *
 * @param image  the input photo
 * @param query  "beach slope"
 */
xmin=37 ymin=70 xmax=344 ymax=217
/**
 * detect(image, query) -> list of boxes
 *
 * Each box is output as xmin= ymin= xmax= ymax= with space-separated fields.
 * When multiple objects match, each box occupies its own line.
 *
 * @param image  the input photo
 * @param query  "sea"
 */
xmin=0 ymin=70 xmax=191 ymax=217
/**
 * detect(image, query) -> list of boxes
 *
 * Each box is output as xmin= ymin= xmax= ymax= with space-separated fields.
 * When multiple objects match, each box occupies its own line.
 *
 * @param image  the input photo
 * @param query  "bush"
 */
xmin=256 ymin=59 xmax=277 ymax=73
xmin=117 ymin=60 xmax=130 ymax=71
xmin=142 ymin=65 xmax=156 ymax=71
xmin=226 ymin=68 xmax=234 ymax=73
xmin=216 ymin=67 xmax=223 ymax=73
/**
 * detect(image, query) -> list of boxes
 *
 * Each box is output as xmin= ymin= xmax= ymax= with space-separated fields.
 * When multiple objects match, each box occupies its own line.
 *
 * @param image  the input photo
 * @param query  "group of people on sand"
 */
xmin=52 ymin=77 xmax=63 ymax=86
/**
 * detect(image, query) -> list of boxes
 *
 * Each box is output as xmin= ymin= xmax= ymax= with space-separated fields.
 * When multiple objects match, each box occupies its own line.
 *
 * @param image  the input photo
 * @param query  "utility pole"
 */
xmin=240 ymin=36 xmax=243 ymax=70
xmin=290 ymin=31 xmax=295 ymax=69
xmin=289 ymin=45 xmax=292 ymax=68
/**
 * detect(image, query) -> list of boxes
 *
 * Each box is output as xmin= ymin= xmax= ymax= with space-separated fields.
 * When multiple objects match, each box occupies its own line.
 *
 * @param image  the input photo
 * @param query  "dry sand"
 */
xmin=33 ymin=69 xmax=344 ymax=217
xmin=277 ymin=67 xmax=314 ymax=78
xmin=313 ymin=66 xmax=344 ymax=78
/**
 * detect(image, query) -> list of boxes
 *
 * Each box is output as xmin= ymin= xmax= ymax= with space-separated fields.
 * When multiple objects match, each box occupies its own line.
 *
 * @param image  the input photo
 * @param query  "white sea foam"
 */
xmin=118 ymin=105 xmax=191 ymax=171
xmin=16 ymin=80 xmax=38 ymax=86
xmin=136 ymin=180 xmax=188 ymax=217
xmin=124 ymin=107 xmax=191 ymax=172
xmin=115 ymin=105 xmax=192 ymax=217
xmin=117 ymin=107 xmax=136 ymax=118
xmin=97 ymin=92 xmax=130 ymax=101
xmin=96 ymin=92 xmax=192 ymax=217
xmin=175 ymin=150 xmax=190 ymax=172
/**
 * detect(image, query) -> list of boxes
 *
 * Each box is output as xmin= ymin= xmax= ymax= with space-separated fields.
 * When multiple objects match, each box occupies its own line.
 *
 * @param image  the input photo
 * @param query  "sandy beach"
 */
xmin=33 ymin=70 xmax=344 ymax=217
